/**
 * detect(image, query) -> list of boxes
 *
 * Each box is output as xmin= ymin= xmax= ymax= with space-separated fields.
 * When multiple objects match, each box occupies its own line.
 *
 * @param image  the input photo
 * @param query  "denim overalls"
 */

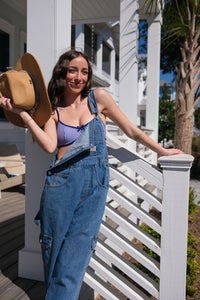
xmin=38 ymin=90 xmax=109 ymax=300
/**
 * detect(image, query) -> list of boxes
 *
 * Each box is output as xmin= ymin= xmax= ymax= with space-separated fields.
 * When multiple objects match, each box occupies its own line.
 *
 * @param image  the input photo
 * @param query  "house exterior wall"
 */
xmin=0 ymin=1 xmax=27 ymax=155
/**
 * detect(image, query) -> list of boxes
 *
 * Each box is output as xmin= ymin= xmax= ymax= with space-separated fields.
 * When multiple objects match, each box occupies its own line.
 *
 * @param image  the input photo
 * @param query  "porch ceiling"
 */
xmin=1 ymin=0 xmax=26 ymax=16
xmin=72 ymin=0 xmax=120 ymax=24
xmin=1 ymin=0 xmax=157 ymax=23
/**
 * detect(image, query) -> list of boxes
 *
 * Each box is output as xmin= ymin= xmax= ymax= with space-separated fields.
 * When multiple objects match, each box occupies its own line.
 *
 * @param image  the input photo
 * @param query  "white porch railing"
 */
xmin=83 ymin=132 xmax=194 ymax=300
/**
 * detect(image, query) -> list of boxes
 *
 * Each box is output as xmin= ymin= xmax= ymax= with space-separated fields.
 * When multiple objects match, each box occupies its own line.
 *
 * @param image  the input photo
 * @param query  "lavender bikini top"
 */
xmin=56 ymin=108 xmax=106 ymax=148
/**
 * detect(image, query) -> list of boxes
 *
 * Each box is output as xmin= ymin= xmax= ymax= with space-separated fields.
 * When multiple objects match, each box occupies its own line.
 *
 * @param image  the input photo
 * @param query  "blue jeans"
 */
xmin=39 ymin=151 xmax=109 ymax=299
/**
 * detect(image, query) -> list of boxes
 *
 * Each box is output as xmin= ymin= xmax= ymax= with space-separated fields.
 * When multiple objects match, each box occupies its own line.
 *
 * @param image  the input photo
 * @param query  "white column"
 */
xmin=119 ymin=0 xmax=139 ymax=127
xmin=110 ymin=48 xmax=116 ymax=95
xmin=119 ymin=0 xmax=139 ymax=177
xmin=146 ymin=15 xmax=162 ymax=163
xmin=159 ymin=154 xmax=194 ymax=300
xmin=18 ymin=0 xmax=72 ymax=281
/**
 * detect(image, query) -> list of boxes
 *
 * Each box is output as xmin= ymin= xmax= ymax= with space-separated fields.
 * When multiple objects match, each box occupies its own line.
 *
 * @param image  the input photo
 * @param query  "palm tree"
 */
xmin=144 ymin=0 xmax=200 ymax=154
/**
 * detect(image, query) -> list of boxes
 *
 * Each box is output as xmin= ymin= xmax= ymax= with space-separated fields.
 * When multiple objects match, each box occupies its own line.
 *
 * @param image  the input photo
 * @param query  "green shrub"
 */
xmin=189 ymin=187 xmax=198 ymax=215
xmin=192 ymin=136 xmax=200 ymax=154
xmin=137 ymin=187 xmax=199 ymax=296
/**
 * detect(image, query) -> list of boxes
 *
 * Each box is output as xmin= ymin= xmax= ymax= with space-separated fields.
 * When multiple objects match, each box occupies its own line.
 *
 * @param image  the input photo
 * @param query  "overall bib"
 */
xmin=38 ymin=90 xmax=109 ymax=300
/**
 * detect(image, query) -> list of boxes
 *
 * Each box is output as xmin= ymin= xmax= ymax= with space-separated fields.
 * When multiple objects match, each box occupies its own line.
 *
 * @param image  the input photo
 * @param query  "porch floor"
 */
xmin=0 ymin=185 xmax=46 ymax=300
xmin=0 ymin=185 xmax=96 ymax=300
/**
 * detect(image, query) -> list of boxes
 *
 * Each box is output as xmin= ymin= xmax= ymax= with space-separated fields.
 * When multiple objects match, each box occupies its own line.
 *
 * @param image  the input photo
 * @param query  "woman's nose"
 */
xmin=75 ymin=71 xmax=81 ymax=80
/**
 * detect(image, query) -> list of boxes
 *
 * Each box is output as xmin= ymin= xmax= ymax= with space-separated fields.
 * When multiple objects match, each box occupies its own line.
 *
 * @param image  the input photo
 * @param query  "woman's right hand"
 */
xmin=0 ymin=96 xmax=24 ymax=115
xmin=0 ymin=96 xmax=57 ymax=153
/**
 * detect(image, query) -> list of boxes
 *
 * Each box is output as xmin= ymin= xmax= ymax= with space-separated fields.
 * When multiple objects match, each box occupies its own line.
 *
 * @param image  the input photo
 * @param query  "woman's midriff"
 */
xmin=56 ymin=144 xmax=71 ymax=162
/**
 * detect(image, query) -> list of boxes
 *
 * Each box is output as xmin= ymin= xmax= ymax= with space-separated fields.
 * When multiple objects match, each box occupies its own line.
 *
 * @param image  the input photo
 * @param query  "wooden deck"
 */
xmin=0 ymin=184 xmax=96 ymax=300
xmin=0 ymin=185 xmax=46 ymax=300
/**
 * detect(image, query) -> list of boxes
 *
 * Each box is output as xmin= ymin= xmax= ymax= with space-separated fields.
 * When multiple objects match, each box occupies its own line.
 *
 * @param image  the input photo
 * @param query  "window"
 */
xmin=0 ymin=30 xmax=9 ymax=72
xmin=102 ymin=41 xmax=111 ymax=75
xmin=84 ymin=25 xmax=97 ymax=65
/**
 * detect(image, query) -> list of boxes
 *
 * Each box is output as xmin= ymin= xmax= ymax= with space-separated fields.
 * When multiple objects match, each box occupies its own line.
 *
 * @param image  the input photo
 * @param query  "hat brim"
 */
xmin=4 ymin=53 xmax=52 ymax=128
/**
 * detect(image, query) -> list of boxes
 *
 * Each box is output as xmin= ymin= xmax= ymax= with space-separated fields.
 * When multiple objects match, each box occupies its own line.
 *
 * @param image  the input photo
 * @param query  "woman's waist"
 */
xmin=49 ymin=150 xmax=108 ymax=172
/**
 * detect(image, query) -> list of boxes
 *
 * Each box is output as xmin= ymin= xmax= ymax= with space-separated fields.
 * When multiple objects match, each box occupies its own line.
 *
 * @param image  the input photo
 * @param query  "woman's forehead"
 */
xmin=68 ymin=56 xmax=88 ymax=67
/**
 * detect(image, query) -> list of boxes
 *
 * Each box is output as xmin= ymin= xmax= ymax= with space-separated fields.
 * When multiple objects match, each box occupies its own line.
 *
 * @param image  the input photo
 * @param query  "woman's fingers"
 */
xmin=0 ymin=96 xmax=24 ymax=114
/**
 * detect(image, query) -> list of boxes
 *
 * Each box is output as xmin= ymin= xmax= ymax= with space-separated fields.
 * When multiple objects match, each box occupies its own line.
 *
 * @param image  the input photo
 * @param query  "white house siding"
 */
xmin=0 ymin=0 xmax=27 ymax=64
xmin=0 ymin=0 xmax=27 ymax=155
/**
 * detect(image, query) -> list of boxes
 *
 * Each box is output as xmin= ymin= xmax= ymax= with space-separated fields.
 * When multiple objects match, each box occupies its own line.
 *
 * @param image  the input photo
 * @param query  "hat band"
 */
xmin=20 ymin=70 xmax=40 ymax=114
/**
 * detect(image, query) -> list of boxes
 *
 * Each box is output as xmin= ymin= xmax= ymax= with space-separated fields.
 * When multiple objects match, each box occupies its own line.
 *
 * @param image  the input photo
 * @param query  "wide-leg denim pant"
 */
xmin=39 ymin=151 xmax=109 ymax=300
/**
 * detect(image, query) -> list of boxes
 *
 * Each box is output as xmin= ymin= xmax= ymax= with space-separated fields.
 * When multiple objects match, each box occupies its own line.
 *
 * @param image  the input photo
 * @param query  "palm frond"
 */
xmin=143 ymin=0 xmax=164 ymax=14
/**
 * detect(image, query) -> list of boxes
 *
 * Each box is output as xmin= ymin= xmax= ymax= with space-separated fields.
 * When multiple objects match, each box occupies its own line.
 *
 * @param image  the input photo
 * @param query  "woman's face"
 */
xmin=65 ymin=56 xmax=89 ymax=95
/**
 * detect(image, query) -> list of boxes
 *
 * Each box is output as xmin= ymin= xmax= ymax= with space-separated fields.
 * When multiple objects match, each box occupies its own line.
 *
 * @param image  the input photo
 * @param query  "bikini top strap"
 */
xmin=55 ymin=107 xmax=60 ymax=121
xmin=88 ymin=90 xmax=99 ymax=114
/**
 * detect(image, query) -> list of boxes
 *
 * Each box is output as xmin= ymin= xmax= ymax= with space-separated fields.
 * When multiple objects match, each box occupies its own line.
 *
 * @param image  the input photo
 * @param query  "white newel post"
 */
xmin=18 ymin=0 xmax=72 ymax=281
xmin=159 ymin=154 xmax=194 ymax=300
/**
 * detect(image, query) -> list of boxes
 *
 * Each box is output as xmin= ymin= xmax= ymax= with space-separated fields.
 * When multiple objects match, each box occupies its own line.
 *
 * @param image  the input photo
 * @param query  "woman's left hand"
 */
xmin=158 ymin=148 xmax=184 ymax=156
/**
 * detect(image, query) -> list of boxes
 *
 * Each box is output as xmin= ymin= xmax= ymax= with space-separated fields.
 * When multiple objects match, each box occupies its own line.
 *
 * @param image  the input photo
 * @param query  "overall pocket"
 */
xmin=83 ymin=236 xmax=98 ymax=271
xmin=95 ymin=161 xmax=110 ymax=190
xmin=45 ymin=166 xmax=73 ymax=188
xmin=39 ymin=234 xmax=53 ymax=265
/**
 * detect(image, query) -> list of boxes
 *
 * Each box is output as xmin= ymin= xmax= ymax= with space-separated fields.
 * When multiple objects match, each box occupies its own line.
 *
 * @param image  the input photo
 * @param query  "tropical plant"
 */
xmin=144 ymin=0 xmax=200 ymax=154
xmin=159 ymin=83 xmax=175 ymax=146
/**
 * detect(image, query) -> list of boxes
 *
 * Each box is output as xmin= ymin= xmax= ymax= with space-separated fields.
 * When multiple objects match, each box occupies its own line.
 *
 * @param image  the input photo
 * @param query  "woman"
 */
xmin=0 ymin=49 xmax=183 ymax=300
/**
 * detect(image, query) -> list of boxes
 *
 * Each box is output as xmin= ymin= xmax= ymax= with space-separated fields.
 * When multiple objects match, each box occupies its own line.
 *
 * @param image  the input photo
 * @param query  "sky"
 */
xmin=160 ymin=70 xmax=174 ymax=83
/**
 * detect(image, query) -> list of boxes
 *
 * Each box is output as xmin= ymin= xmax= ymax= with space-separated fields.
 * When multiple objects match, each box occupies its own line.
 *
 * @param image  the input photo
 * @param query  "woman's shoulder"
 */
xmin=50 ymin=108 xmax=58 ymax=123
xmin=93 ymin=88 xmax=110 ymax=104
xmin=93 ymin=88 xmax=108 ymax=97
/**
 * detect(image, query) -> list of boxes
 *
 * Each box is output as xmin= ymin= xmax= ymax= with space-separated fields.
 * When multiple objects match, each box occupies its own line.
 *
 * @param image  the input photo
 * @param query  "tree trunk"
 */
xmin=174 ymin=113 xmax=193 ymax=154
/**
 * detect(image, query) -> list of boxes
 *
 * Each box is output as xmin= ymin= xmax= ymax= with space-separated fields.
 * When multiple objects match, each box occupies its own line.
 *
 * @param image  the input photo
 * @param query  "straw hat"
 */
xmin=0 ymin=52 xmax=52 ymax=127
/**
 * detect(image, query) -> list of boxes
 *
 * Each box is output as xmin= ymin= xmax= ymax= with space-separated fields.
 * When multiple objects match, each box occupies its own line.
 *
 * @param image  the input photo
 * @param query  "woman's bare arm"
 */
xmin=94 ymin=89 xmax=183 ymax=156
xmin=0 ymin=96 xmax=57 ymax=153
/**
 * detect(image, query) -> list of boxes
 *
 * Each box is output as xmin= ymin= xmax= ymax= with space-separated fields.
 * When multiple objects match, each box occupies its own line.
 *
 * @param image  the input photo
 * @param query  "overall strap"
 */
xmin=88 ymin=90 xmax=99 ymax=114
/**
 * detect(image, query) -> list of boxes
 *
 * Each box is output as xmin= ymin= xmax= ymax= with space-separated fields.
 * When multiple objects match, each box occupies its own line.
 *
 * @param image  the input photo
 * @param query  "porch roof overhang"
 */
xmin=72 ymin=0 xmax=161 ymax=24
xmin=3 ymin=0 xmax=161 ymax=24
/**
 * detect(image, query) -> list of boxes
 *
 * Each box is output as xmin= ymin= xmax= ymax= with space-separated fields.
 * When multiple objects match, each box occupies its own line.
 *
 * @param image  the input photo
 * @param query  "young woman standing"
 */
xmin=0 ymin=50 xmax=183 ymax=300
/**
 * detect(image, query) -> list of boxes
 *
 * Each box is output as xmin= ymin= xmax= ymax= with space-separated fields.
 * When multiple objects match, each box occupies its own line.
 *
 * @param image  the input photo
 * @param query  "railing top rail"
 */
xmin=106 ymin=132 xmax=163 ymax=189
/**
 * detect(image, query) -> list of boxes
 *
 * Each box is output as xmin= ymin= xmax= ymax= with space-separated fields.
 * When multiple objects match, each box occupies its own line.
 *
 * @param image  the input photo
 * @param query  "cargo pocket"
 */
xmin=39 ymin=234 xmax=53 ymax=265
xmin=83 ymin=236 xmax=98 ymax=271
xmin=95 ymin=163 xmax=109 ymax=190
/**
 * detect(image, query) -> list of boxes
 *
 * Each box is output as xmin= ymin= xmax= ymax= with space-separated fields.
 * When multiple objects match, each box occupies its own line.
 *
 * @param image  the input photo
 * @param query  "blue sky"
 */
xmin=160 ymin=70 xmax=174 ymax=83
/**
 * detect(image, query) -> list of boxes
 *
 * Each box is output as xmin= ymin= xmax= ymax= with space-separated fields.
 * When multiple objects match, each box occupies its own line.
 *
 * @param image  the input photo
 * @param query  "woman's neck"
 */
xmin=61 ymin=92 xmax=83 ymax=108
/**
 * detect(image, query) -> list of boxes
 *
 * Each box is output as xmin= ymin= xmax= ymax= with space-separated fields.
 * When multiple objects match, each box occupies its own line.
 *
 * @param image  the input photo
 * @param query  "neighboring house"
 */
xmin=160 ymin=79 xmax=176 ymax=100
xmin=137 ymin=54 xmax=176 ymax=128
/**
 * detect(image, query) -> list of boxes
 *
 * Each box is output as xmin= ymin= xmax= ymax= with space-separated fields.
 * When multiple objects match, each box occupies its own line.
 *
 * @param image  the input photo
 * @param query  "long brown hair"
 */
xmin=48 ymin=49 xmax=92 ymax=109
